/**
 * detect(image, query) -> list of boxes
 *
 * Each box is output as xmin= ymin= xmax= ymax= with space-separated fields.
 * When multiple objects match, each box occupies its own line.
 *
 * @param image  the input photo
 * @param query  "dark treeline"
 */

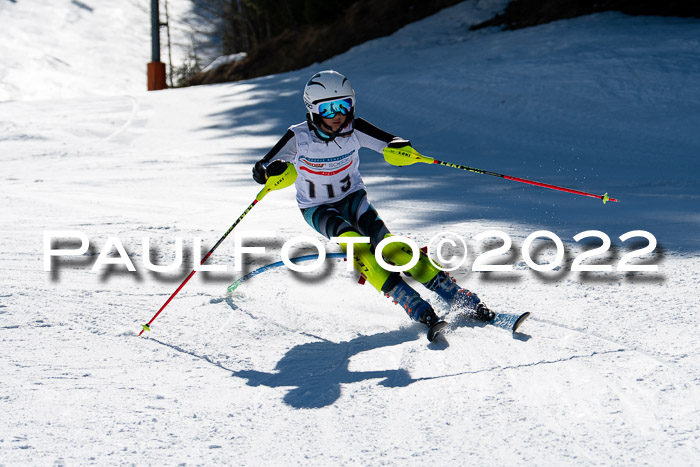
xmin=188 ymin=0 xmax=360 ymax=58
xmin=472 ymin=0 xmax=700 ymax=30
xmin=185 ymin=0 xmax=700 ymax=87
xmin=186 ymin=0 xmax=464 ymax=86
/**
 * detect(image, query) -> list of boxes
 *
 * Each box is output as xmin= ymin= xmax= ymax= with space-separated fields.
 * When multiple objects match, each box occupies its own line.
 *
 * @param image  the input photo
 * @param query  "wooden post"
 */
xmin=147 ymin=62 xmax=167 ymax=91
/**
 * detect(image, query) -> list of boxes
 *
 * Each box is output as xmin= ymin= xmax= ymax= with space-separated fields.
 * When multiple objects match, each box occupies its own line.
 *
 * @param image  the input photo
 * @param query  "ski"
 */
xmin=427 ymin=320 xmax=448 ymax=342
xmin=489 ymin=311 xmax=531 ymax=333
xmin=447 ymin=309 xmax=531 ymax=334
xmin=511 ymin=312 xmax=531 ymax=333
xmin=227 ymin=252 xmax=346 ymax=295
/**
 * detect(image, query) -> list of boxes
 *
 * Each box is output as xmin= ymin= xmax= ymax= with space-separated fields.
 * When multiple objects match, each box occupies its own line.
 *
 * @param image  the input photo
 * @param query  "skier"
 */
xmin=252 ymin=70 xmax=494 ymax=341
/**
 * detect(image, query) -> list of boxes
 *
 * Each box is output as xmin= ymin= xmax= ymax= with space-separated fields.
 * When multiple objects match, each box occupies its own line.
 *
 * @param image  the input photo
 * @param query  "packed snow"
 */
xmin=0 ymin=0 xmax=209 ymax=101
xmin=1 ymin=0 xmax=699 ymax=465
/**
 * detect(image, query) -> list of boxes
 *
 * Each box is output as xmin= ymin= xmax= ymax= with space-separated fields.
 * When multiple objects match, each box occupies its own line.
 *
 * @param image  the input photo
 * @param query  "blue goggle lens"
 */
xmin=317 ymin=98 xmax=353 ymax=118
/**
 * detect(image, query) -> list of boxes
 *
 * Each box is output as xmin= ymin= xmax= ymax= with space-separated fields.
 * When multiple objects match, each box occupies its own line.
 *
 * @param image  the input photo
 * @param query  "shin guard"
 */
xmin=380 ymin=234 xmax=441 ymax=284
xmin=337 ymin=231 xmax=392 ymax=292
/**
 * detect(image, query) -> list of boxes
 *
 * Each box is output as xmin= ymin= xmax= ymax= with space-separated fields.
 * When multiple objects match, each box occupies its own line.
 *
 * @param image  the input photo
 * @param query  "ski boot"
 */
xmin=422 ymin=310 xmax=448 ymax=342
xmin=385 ymin=278 xmax=447 ymax=341
xmin=473 ymin=302 xmax=496 ymax=322
xmin=424 ymin=271 xmax=495 ymax=322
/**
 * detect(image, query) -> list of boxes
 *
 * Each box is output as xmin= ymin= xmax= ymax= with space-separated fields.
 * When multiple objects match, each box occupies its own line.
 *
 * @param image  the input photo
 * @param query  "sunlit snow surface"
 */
xmin=0 ymin=0 xmax=202 ymax=101
xmin=1 ymin=0 xmax=699 ymax=464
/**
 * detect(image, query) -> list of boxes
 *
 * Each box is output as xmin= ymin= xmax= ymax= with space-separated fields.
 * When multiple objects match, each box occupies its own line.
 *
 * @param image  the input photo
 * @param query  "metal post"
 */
xmin=151 ymin=0 xmax=160 ymax=62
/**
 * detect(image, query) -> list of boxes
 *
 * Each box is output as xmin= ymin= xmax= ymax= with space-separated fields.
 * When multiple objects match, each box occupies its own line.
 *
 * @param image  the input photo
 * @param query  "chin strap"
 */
xmin=307 ymin=113 xmax=354 ymax=142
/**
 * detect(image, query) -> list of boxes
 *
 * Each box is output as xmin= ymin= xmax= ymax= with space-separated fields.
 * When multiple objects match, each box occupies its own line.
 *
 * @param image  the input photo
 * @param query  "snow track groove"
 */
xmin=98 ymin=95 xmax=140 ymax=143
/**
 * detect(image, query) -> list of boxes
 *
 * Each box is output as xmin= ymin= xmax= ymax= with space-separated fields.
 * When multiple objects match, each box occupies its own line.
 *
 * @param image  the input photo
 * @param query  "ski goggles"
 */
xmin=315 ymin=98 xmax=353 ymax=118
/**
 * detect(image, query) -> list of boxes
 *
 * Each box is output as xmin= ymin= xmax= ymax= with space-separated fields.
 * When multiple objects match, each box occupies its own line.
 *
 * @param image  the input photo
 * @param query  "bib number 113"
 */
xmin=306 ymin=175 xmax=352 ymax=199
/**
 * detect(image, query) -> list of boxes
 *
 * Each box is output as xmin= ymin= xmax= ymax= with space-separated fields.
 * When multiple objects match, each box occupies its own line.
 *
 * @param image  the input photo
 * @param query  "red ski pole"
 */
xmin=384 ymin=146 xmax=619 ymax=204
xmin=139 ymin=162 xmax=297 ymax=336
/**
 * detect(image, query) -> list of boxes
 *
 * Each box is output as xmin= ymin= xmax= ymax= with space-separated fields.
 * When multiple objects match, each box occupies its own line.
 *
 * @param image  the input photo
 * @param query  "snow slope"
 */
xmin=1 ymin=1 xmax=699 ymax=465
xmin=0 ymin=0 xmax=203 ymax=102
xmin=0 ymin=0 xmax=150 ymax=101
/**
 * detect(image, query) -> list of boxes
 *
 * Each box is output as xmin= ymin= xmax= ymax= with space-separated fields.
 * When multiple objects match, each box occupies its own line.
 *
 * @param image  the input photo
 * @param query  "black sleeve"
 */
xmin=354 ymin=118 xmax=396 ymax=144
xmin=260 ymin=129 xmax=295 ymax=164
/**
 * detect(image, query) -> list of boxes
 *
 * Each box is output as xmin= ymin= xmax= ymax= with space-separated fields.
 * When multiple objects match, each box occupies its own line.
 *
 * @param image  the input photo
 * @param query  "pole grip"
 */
xmin=383 ymin=146 xmax=435 ymax=166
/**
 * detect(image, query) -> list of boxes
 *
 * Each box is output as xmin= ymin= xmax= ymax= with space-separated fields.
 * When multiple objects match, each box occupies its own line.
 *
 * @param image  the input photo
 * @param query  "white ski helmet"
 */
xmin=303 ymin=70 xmax=355 ymax=140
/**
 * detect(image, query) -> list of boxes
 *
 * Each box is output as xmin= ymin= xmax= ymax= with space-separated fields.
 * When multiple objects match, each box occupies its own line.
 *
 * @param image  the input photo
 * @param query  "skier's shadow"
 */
xmin=233 ymin=329 xmax=421 ymax=409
